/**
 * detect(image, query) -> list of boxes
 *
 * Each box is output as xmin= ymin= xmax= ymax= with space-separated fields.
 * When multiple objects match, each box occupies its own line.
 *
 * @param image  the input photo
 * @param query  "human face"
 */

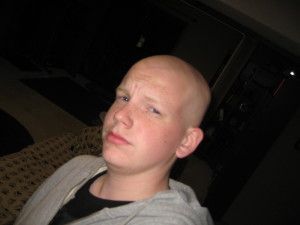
xmin=102 ymin=62 xmax=191 ymax=175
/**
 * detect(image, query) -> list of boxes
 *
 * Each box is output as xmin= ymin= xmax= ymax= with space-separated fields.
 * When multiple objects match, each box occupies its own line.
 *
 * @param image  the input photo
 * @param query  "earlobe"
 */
xmin=176 ymin=127 xmax=204 ymax=158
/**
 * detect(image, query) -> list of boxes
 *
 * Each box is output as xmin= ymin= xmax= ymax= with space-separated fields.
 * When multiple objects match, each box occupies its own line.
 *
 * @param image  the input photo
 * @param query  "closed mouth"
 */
xmin=106 ymin=131 xmax=130 ymax=145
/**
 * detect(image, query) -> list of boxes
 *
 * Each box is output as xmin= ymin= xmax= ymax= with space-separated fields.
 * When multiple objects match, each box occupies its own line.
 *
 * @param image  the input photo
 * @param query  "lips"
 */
xmin=106 ymin=131 xmax=130 ymax=145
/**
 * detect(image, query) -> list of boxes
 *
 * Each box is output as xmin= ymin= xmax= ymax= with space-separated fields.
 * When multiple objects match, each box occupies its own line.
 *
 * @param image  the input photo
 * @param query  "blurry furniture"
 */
xmin=176 ymin=156 xmax=213 ymax=203
xmin=0 ymin=109 xmax=34 ymax=156
xmin=0 ymin=126 xmax=102 ymax=225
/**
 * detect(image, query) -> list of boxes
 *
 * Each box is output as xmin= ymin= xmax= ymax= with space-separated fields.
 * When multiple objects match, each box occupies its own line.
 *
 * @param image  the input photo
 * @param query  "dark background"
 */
xmin=0 ymin=0 xmax=299 ymax=224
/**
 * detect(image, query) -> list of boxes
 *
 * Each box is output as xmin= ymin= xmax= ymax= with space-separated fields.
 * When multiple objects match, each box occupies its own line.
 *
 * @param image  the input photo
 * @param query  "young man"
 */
xmin=15 ymin=55 xmax=213 ymax=225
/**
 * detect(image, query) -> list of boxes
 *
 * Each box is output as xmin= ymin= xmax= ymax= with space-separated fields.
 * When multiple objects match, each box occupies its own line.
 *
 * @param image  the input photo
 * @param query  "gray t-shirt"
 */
xmin=15 ymin=155 xmax=214 ymax=225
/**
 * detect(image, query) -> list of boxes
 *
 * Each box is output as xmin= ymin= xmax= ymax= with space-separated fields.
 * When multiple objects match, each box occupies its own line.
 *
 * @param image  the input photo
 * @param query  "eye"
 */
xmin=121 ymin=96 xmax=130 ymax=102
xmin=149 ymin=107 xmax=161 ymax=115
xmin=116 ymin=94 xmax=130 ymax=102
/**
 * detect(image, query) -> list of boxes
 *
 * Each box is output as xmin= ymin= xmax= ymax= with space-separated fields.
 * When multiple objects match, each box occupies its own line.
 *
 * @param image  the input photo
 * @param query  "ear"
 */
xmin=176 ymin=127 xmax=204 ymax=159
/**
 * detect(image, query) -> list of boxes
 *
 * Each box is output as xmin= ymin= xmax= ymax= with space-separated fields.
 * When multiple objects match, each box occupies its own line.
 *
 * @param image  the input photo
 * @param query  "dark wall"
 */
xmin=200 ymin=44 xmax=299 ymax=220
xmin=223 ymin=107 xmax=300 ymax=225
xmin=0 ymin=0 xmax=242 ymax=97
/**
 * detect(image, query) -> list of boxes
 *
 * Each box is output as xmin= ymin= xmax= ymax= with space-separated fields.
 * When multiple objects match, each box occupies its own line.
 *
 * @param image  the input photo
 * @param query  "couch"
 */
xmin=0 ymin=125 xmax=102 ymax=225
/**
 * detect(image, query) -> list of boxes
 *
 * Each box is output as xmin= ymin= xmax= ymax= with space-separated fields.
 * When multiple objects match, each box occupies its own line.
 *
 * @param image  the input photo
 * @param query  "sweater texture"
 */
xmin=15 ymin=155 xmax=214 ymax=225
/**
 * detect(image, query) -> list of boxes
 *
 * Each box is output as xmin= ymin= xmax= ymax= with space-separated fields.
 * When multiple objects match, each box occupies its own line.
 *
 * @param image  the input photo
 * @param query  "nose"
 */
xmin=113 ymin=103 xmax=133 ymax=128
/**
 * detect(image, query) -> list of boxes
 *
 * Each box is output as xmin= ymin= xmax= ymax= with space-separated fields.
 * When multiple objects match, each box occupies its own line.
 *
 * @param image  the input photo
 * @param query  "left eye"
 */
xmin=121 ymin=96 xmax=129 ymax=102
xmin=149 ymin=107 xmax=160 ymax=115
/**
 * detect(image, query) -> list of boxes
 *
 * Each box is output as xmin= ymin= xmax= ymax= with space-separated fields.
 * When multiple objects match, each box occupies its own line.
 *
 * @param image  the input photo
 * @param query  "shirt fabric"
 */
xmin=50 ymin=171 xmax=131 ymax=225
xmin=15 ymin=155 xmax=214 ymax=225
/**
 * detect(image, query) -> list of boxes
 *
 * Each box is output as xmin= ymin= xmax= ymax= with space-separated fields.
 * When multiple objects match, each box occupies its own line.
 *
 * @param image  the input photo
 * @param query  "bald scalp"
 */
xmin=133 ymin=55 xmax=211 ymax=127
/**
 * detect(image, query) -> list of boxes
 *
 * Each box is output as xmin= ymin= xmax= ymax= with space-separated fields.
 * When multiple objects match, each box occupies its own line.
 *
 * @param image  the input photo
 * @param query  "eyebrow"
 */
xmin=116 ymin=87 xmax=162 ymax=105
xmin=116 ymin=87 xmax=128 ymax=94
xmin=144 ymin=95 xmax=160 ymax=104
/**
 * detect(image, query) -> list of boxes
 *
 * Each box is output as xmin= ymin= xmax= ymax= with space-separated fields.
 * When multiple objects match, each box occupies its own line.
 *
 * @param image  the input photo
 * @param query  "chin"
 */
xmin=103 ymin=146 xmax=125 ymax=165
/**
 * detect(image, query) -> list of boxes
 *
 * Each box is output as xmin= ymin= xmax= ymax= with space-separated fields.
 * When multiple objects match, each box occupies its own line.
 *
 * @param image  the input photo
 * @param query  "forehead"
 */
xmin=119 ymin=63 xmax=191 ymax=111
xmin=120 ymin=63 xmax=188 ymax=97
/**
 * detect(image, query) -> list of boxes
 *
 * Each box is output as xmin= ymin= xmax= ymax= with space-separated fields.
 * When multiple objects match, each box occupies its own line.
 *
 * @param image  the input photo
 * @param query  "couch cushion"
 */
xmin=0 ymin=126 xmax=102 ymax=225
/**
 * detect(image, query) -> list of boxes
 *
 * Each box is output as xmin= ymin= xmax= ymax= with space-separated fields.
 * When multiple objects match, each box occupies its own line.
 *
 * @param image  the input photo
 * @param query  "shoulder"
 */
xmin=15 ymin=155 xmax=106 ymax=223
xmin=47 ymin=155 xmax=104 ymax=176
xmin=28 ymin=155 xmax=105 ymax=202
xmin=66 ymin=155 xmax=104 ymax=167
xmin=134 ymin=180 xmax=214 ymax=225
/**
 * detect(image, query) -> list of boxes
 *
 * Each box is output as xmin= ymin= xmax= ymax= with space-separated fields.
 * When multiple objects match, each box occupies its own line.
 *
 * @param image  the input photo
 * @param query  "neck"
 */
xmin=91 ymin=169 xmax=170 ymax=201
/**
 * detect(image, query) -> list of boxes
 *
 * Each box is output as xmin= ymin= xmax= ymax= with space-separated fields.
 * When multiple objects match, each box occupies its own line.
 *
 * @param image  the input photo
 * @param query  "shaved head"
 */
xmin=129 ymin=55 xmax=211 ymax=127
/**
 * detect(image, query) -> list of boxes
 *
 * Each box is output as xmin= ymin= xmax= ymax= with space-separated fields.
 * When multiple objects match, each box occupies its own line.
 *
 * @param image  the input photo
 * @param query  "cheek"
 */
xmin=102 ymin=106 xmax=116 ymax=128
xmin=105 ymin=103 xmax=116 ymax=119
xmin=141 ymin=124 xmax=183 ymax=152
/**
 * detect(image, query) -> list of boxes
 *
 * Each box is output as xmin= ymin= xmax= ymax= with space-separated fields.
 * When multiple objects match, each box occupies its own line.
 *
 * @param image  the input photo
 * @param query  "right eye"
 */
xmin=117 ymin=95 xmax=130 ymax=102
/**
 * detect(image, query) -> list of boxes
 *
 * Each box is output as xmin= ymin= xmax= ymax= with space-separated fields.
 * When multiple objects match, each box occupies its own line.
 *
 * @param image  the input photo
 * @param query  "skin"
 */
xmin=90 ymin=55 xmax=211 ymax=201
